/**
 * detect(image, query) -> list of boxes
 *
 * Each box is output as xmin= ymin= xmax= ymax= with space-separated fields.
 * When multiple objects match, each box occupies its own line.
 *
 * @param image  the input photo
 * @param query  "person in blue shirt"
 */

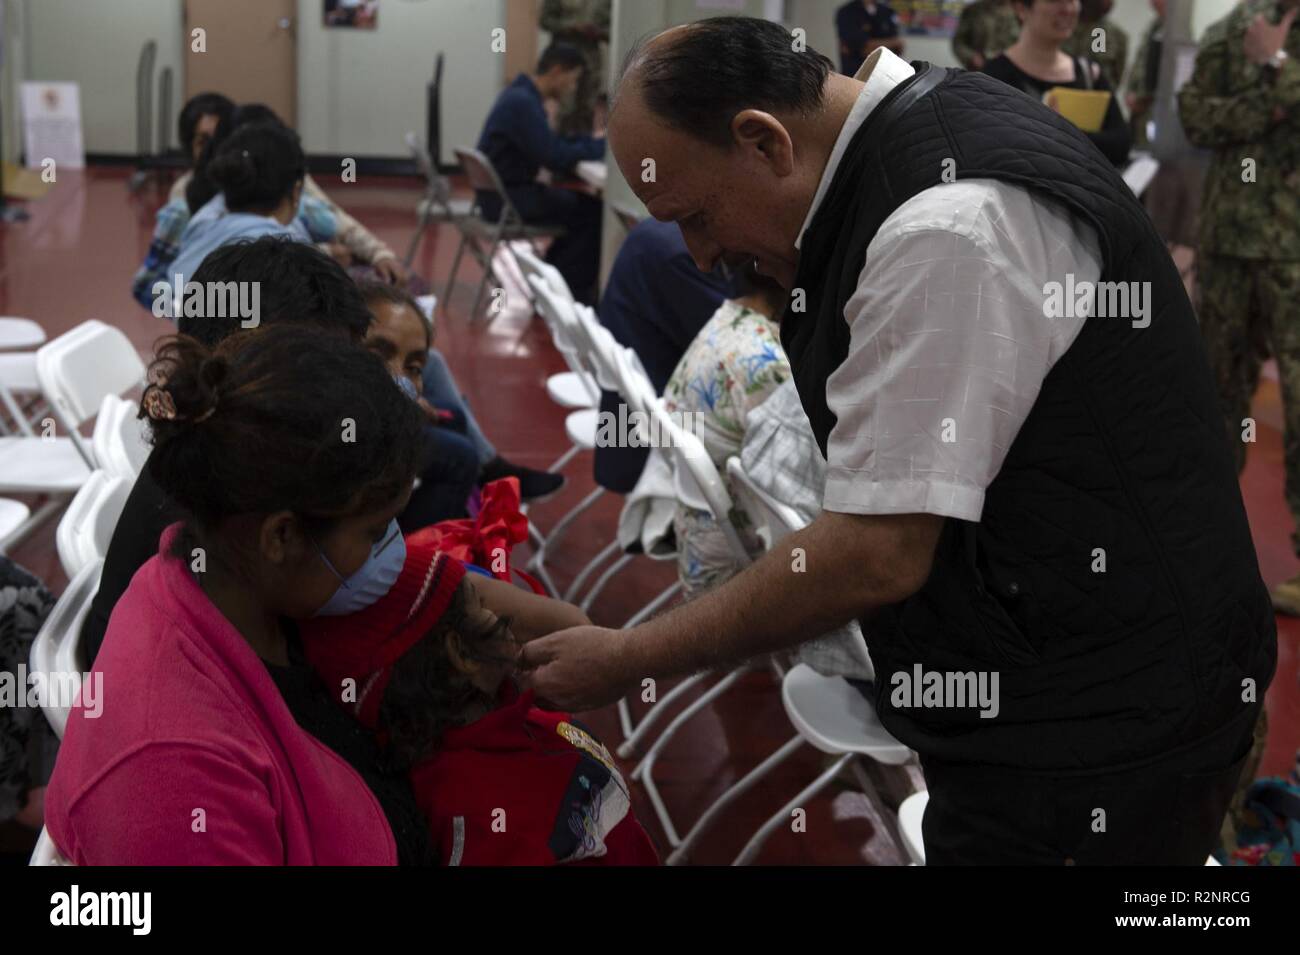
xmin=835 ymin=1 xmax=904 ymax=77
xmin=163 ymin=123 xmax=307 ymax=306
xmin=476 ymin=43 xmax=606 ymax=303
xmin=593 ymin=219 xmax=734 ymax=493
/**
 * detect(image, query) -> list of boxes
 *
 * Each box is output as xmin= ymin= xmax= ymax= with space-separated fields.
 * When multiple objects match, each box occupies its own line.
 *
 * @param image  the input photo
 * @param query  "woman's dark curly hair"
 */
xmin=143 ymin=325 xmax=423 ymax=544
xmin=379 ymin=581 xmax=516 ymax=773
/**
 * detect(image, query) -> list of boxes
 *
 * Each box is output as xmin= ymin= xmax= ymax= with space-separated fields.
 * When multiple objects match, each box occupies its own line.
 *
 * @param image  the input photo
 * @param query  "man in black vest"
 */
xmin=521 ymin=17 xmax=1275 ymax=865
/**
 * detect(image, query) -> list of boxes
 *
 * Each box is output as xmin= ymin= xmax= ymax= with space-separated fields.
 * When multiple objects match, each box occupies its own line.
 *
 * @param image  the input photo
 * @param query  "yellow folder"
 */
xmin=1043 ymin=87 xmax=1112 ymax=134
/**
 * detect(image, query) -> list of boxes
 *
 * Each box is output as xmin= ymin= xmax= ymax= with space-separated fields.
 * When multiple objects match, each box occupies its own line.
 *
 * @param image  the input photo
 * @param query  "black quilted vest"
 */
xmin=782 ymin=64 xmax=1275 ymax=773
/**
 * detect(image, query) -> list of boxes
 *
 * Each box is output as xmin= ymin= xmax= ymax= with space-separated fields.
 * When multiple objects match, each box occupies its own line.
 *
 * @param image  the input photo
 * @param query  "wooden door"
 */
xmin=184 ymin=0 xmax=297 ymax=125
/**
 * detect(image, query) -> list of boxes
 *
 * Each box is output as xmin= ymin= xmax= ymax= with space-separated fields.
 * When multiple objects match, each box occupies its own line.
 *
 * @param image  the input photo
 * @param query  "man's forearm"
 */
xmin=622 ymin=511 xmax=942 ymax=681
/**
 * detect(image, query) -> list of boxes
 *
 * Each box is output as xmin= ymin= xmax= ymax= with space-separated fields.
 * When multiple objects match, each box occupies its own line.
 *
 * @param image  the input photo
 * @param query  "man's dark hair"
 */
xmin=180 ymin=236 xmax=372 ymax=347
xmin=205 ymin=122 xmax=305 ymax=215
xmin=177 ymin=92 xmax=234 ymax=156
xmin=619 ymin=17 xmax=835 ymax=148
xmin=538 ymin=42 xmax=587 ymax=74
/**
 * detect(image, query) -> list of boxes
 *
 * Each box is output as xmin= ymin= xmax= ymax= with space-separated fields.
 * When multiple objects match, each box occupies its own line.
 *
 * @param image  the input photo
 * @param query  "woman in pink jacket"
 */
xmin=46 ymin=324 xmax=429 ymax=864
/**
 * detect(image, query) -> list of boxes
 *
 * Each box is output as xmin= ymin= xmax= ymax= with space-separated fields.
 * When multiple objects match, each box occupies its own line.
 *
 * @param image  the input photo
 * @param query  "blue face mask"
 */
xmin=311 ymin=519 xmax=406 ymax=617
xmin=393 ymin=373 xmax=419 ymax=402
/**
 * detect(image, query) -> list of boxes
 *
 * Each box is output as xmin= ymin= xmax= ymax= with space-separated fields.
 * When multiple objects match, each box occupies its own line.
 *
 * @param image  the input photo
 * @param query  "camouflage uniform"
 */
xmin=1127 ymin=16 xmax=1164 ymax=147
xmin=952 ymin=0 xmax=1020 ymax=71
xmin=1063 ymin=15 xmax=1129 ymax=91
xmin=1179 ymin=5 xmax=1297 ymax=841
xmin=1178 ymin=0 xmax=1300 ymax=506
xmin=540 ymin=0 xmax=611 ymax=137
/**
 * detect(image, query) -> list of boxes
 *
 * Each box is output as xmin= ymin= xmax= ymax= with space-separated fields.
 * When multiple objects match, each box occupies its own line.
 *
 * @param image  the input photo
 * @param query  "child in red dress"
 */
xmin=302 ymin=538 xmax=658 ymax=866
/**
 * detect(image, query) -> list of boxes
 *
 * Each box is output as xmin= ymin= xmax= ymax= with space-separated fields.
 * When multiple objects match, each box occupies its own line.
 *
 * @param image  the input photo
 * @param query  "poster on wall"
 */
xmin=20 ymin=82 xmax=85 ymax=171
xmin=324 ymin=0 xmax=378 ymax=30
xmin=892 ymin=0 xmax=968 ymax=38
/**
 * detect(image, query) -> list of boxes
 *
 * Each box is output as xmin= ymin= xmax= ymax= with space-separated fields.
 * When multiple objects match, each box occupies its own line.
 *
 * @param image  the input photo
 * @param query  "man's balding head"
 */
xmin=613 ymin=17 xmax=835 ymax=148
xmin=607 ymin=17 xmax=857 ymax=289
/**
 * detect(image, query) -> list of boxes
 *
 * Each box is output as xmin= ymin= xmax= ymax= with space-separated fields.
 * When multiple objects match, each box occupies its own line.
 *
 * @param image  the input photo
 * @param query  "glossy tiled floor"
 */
xmin=3 ymin=167 xmax=1297 ymax=865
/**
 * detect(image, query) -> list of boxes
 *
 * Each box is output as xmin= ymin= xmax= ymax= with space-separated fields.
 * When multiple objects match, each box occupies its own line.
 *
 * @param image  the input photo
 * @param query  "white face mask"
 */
xmin=311 ymin=519 xmax=406 ymax=617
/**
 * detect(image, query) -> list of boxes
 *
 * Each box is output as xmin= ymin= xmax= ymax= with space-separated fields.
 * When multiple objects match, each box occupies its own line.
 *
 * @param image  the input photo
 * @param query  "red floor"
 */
xmin=3 ymin=166 xmax=1296 ymax=865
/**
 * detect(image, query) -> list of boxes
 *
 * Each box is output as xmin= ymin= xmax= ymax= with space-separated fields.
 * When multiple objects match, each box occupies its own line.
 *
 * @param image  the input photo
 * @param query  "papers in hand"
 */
xmin=1043 ymin=87 xmax=1111 ymax=133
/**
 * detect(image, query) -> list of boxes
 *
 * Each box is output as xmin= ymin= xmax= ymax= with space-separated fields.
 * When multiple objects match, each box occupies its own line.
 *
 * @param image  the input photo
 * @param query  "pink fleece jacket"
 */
xmin=45 ymin=525 xmax=396 ymax=865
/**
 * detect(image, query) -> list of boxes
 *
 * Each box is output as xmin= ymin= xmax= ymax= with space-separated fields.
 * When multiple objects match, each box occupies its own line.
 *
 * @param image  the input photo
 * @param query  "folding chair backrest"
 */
xmin=92 ymin=394 xmax=150 ymax=481
xmin=406 ymin=130 xmax=451 ymax=205
xmin=36 ymin=321 xmax=146 ymax=466
xmin=568 ymin=302 xmax=623 ymax=394
xmin=56 ymin=470 xmax=130 ymax=579
xmin=29 ymin=557 xmax=104 ymax=739
xmin=529 ymin=279 xmax=603 ymax=405
xmin=454 ymin=145 xmax=523 ymax=217
xmin=649 ymin=398 xmax=749 ymax=562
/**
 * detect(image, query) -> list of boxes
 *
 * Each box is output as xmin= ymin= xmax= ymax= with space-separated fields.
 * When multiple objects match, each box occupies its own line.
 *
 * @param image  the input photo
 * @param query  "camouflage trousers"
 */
xmin=1198 ymin=255 xmax=1300 ymax=553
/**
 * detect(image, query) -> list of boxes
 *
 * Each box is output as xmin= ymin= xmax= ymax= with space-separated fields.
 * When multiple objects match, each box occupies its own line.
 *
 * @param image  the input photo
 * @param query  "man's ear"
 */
xmin=730 ymin=110 xmax=795 ymax=176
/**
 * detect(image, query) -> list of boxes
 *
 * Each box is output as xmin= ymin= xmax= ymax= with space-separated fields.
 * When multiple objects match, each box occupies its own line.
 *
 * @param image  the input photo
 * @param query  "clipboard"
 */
xmin=1043 ymin=87 xmax=1111 ymax=133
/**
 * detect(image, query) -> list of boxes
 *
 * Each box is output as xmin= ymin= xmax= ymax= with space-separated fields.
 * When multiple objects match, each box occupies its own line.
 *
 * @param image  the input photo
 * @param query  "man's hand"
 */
xmin=372 ymin=256 xmax=408 ymax=285
xmin=1244 ymin=8 xmax=1297 ymax=65
xmin=970 ymin=52 xmax=986 ymax=71
xmin=519 ymin=625 xmax=635 ymax=712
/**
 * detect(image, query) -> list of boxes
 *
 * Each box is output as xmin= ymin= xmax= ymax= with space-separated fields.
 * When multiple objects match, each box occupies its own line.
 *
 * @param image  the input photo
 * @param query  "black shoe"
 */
xmin=480 ymin=456 xmax=566 ymax=502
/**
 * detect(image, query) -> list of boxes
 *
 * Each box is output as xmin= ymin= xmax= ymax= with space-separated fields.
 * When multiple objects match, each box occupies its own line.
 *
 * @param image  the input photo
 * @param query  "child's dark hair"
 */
xmin=144 ymin=325 xmax=423 ymax=542
xmin=178 ymin=91 xmax=234 ymax=157
xmin=180 ymin=236 xmax=373 ymax=347
xmin=379 ymin=582 xmax=515 ymax=772
xmin=186 ymin=103 xmax=288 ymax=213
xmin=357 ymin=280 xmax=432 ymax=348
xmin=204 ymin=121 xmax=305 ymax=215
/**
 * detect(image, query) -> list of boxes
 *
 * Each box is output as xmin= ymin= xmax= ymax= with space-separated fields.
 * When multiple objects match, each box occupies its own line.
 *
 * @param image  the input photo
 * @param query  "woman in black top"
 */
xmin=982 ymin=0 xmax=1132 ymax=166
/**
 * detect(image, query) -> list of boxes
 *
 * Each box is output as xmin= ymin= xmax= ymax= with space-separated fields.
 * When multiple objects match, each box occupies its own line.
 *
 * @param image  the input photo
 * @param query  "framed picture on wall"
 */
xmin=324 ymin=0 xmax=378 ymax=30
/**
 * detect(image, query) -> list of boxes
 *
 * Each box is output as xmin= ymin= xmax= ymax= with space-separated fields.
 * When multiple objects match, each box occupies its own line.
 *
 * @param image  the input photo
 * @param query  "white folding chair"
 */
xmin=402 ymin=131 xmax=474 ymax=269
xmin=443 ymin=147 xmax=566 ymax=319
xmin=666 ymin=457 xmax=907 ymax=864
xmin=36 ymin=319 xmax=147 ymax=469
xmin=29 ymin=827 xmax=73 ymax=866
xmin=515 ymin=248 xmax=599 ymax=410
xmin=0 ymin=316 xmax=46 ymax=351
xmin=0 ymin=321 xmax=145 ymax=549
xmin=91 ymin=394 xmax=151 ymax=481
xmin=56 ymin=470 xmax=131 ymax=579
xmin=29 ymin=557 xmax=104 ymax=740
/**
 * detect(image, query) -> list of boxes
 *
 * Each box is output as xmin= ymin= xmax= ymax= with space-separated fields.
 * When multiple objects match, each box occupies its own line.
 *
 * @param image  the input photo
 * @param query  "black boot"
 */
xmin=479 ymin=456 xmax=566 ymax=502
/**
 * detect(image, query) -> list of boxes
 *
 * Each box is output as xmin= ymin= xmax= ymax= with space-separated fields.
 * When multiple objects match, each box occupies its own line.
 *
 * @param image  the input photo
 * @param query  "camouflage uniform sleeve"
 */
xmin=593 ymin=0 xmax=611 ymax=34
xmin=1178 ymin=26 xmax=1300 ymax=148
xmin=1129 ymin=24 xmax=1152 ymax=99
xmin=541 ymin=0 xmax=582 ymax=37
xmin=952 ymin=7 xmax=982 ymax=68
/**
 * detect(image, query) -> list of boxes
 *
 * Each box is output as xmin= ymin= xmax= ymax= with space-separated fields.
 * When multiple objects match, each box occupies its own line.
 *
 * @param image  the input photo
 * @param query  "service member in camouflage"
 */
xmin=1178 ymin=0 xmax=1300 ymax=613
xmin=1063 ymin=0 xmax=1129 ymax=91
xmin=541 ymin=0 xmax=612 ymax=137
xmin=952 ymin=0 xmax=1021 ymax=71
xmin=1126 ymin=0 xmax=1166 ymax=148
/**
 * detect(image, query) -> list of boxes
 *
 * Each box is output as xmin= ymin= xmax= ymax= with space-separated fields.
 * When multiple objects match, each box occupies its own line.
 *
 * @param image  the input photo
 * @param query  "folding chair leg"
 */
xmin=404 ymin=203 xmax=433 ymax=269
xmin=633 ymin=666 xmax=752 ymax=848
xmin=0 ymin=498 xmax=67 ymax=554
xmin=524 ymin=485 xmax=603 ymax=578
xmin=469 ymin=239 xmax=500 ymax=319
xmin=667 ymin=735 xmax=805 ymax=865
xmin=847 ymin=757 xmax=907 ymax=861
xmin=441 ymin=233 xmax=469 ymax=310
xmin=563 ymin=539 xmax=622 ymax=604
xmin=732 ymin=752 xmax=855 ymax=866
xmin=616 ymin=670 xmax=704 ymax=760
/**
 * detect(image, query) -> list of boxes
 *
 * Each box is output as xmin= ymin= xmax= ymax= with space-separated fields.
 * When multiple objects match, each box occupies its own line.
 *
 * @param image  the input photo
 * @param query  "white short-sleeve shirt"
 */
xmin=805 ymin=49 xmax=1104 ymax=523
